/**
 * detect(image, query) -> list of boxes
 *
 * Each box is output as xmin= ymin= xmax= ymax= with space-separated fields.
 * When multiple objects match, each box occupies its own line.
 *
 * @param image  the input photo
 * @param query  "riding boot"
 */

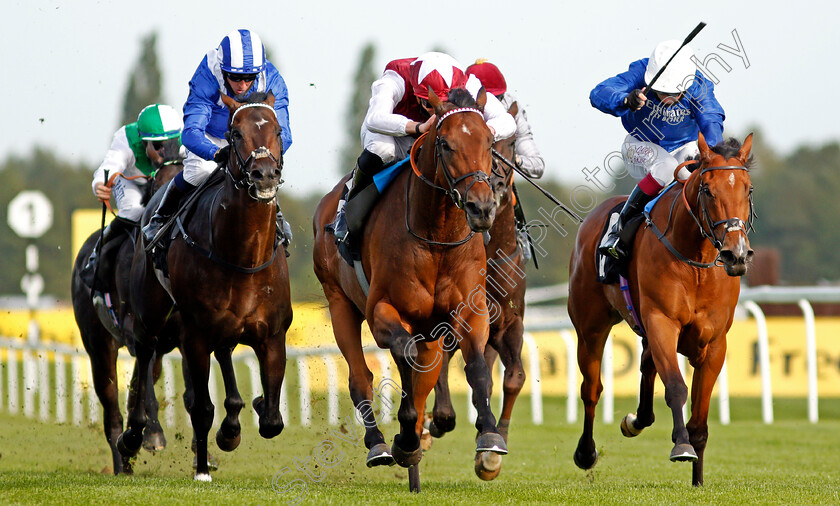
xmin=142 ymin=182 xmax=186 ymax=244
xmin=333 ymin=149 xmax=385 ymax=241
xmin=599 ymin=185 xmax=656 ymax=259
xmin=80 ymin=216 xmax=136 ymax=291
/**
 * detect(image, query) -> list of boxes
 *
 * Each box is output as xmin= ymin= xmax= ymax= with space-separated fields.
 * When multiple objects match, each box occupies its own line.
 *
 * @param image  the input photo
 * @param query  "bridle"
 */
xmin=647 ymin=162 xmax=755 ymax=268
xmin=225 ymin=103 xmax=284 ymax=202
xmin=406 ymin=107 xmax=495 ymax=246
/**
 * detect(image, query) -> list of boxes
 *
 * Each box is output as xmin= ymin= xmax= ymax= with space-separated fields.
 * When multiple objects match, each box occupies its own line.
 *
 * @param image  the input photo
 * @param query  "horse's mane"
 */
xmin=687 ymin=137 xmax=755 ymax=171
xmin=446 ymin=88 xmax=478 ymax=108
xmin=238 ymin=91 xmax=270 ymax=104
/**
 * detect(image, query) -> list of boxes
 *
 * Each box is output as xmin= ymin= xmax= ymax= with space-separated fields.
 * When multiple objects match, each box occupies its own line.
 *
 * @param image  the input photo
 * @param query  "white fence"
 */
xmin=0 ymin=286 xmax=837 ymax=429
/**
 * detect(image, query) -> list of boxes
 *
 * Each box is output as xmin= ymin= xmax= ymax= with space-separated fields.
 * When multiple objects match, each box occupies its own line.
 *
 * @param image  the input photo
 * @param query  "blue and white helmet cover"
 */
xmin=220 ymin=29 xmax=266 ymax=74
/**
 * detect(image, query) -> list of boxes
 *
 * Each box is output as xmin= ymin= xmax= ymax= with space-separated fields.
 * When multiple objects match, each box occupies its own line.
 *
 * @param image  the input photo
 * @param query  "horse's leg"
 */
xmin=457 ymin=315 xmax=506 ymax=456
xmin=215 ymin=347 xmax=245 ymax=452
xmin=181 ymin=356 xmax=218 ymax=471
xmin=181 ymin=338 xmax=215 ymax=481
xmin=117 ymin=341 xmax=154 ymax=460
xmin=429 ymin=348 xmax=456 ymax=438
xmin=371 ymin=301 xmax=422 ymax=468
xmin=687 ymin=338 xmax=726 ymax=486
xmin=621 ymin=343 xmax=657 ymax=437
xmin=142 ymin=352 xmax=167 ymax=452
xmin=493 ymin=320 xmax=525 ymax=443
xmin=645 ymin=312 xmax=696 ymax=462
xmin=252 ymin=333 xmax=286 ymax=439
xmin=409 ymin=341 xmax=445 ymax=492
xmin=328 ymin=295 xmax=391 ymax=466
xmin=87 ymin=338 xmax=131 ymax=474
xmin=573 ymin=325 xmax=609 ymax=470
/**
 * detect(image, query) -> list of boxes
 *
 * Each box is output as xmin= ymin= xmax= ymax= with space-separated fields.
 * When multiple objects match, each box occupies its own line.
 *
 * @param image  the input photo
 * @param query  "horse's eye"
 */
xmin=230 ymin=129 xmax=242 ymax=141
xmin=439 ymin=139 xmax=452 ymax=152
xmin=701 ymin=185 xmax=714 ymax=198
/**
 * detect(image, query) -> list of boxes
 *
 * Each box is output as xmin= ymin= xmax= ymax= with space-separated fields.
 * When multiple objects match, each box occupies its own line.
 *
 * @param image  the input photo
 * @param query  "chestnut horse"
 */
xmin=123 ymin=92 xmax=291 ymax=482
xmin=568 ymin=133 xmax=755 ymax=486
xmin=426 ymin=116 xmax=527 ymax=481
xmin=313 ymin=87 xmax=506 ymax=492
xmin=71 ymin=144 xmax=182 ymax=475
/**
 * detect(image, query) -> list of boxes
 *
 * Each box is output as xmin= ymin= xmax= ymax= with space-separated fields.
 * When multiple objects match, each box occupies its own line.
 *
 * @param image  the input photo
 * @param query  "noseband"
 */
xmin=226 ymin=103 xmax=284 ymax=201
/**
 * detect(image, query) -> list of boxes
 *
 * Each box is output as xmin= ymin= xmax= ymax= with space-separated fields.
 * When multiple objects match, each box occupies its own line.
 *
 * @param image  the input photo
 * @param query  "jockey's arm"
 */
xmin=92 ymin=126 xmax=131 ymax=199
xmin=467 ymin=76 xmax=515 ymax=141
xmin=507 ymin=95 xmax=545 ymax=178
xmin=590 ymin=59 xmax=647 ymax=117
xmin=688 ymin=75 xmax=726 ymax=148
xmin=264 ymin=63 xmax=293 ymax=153
xmin=363 ymin=70 xmax=411 ymax=137
xmin=182 ymin=63 xmax=223 ymax=161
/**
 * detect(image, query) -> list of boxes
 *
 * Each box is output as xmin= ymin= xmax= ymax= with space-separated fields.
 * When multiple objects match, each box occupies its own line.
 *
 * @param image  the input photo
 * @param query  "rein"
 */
xmin=645 ymin=162 xmax=754 ymax=269
xmin=405 ymin=107 xmax=493 ymax=247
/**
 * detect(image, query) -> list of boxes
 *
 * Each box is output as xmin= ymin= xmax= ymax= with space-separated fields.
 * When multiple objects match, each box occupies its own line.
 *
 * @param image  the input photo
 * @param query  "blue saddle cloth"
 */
xmin=373 ymin=156 xmax=411 ymax=192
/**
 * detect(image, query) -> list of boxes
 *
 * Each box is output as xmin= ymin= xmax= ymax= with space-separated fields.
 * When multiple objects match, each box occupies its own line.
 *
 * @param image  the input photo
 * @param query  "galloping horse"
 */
xmin=568 ymin=133 xmax=755 ymax=486
xmin=71 ymin=144 xmax=182 ymax=475
xmin=426 ymin=114 xmax=527 ymax=481
xmin=123 ymin=92 xmax=291 ymax=481
xmin=313 ymin=87 xmax=506 ymax=491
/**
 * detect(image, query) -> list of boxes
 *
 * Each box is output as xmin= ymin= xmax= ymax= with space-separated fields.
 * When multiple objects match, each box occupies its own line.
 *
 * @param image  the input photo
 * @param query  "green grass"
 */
xmin=1 ymin=396 xmax=839 ymax=505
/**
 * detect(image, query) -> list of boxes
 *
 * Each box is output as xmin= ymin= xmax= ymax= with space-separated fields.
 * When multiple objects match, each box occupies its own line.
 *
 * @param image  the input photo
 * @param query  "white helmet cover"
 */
xmin=644 ymin=40 xmax=697 ymax=94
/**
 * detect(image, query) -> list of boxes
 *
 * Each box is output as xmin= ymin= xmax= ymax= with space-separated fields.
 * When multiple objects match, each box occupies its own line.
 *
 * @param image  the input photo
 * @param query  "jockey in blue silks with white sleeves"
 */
xmin=590 ymin=39 xmax=725 ymax=260
xmin=143 ymin=29 xmax=293 ymax=245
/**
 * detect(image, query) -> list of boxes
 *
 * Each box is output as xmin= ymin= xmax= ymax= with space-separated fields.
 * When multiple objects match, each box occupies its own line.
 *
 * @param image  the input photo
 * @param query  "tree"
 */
xmin=338 ymin=43 xmax=378 ymax=174
xmin=120 ymin=32 xmax=164 ymax=126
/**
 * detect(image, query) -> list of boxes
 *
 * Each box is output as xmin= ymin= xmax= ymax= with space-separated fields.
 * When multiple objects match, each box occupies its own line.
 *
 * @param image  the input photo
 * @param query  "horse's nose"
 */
xmin=250 ymin=165 xmax=282 ymax=181
xmin=464 ymin=199 xmax=497 ymax=231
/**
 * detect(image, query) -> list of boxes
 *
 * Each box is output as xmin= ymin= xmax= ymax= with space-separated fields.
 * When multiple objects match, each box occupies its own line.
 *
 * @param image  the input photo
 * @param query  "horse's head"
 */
xmin=221 ymin=91 xmax=284 ymax=202
xmin=489 ymin=101 xmax=518 ymax=202
xmin=688 ymin=132 xmax=756 ymax=276
xmin=427 ymin=86 xmax=497 ymax=232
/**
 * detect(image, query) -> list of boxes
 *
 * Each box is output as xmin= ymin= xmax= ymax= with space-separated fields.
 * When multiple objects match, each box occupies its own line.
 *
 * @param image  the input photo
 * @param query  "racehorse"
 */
xmin=313 ymin=87 xmax=506 ymax=492
xmin=122 ymin=91 xmax=292 ymax=482
xmin=425 ymin=108 xmax=527 ymax=481
xmin=70 ymin=142 xmax=182 ymax=475
xmin=568 ymin=133 xmax=755 ymax=486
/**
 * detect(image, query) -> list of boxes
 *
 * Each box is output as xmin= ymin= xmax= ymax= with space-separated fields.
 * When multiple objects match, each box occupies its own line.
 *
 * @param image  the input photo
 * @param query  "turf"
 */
xmin=1 ymin=396 xmax=838 ymax=505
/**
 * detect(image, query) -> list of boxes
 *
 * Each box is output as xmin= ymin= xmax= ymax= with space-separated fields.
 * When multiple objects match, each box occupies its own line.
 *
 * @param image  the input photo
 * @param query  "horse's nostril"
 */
xmin=250 ymin=170 xmax=263 ymax=180
xmin=465 ymin=201 xmax=480 ymax=215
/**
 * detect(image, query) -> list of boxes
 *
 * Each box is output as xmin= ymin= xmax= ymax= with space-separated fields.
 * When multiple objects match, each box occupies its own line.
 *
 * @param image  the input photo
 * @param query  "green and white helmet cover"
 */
xmin=136 ymin=104 xmax=183 ymax=141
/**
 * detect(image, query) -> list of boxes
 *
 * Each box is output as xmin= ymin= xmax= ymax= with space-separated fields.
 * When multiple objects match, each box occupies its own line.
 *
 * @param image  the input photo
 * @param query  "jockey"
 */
xmin=142 ymin=29 xmax=293 ymax=248
xmin=81 ymin=104 xmax=183 ymax=290
xmin=332 ymin=51 xmax=517 ymax=242
xmin=591 ymin=39 xmax=725 ymax=260
xmin=466 ymin=59 xmax=545 ymax=259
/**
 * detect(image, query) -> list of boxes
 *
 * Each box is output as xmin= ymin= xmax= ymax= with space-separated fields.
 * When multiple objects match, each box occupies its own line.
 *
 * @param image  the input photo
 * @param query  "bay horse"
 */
xmin=123 ymin=91 xmax=291 ymax=482
xmin=425 ymin=112 xmax=527 ymax=481
xmin=313 ymin=87 xmax=506 ymax=492
xmin=71 ymin=142 xmax=182 ymax=475
xmin=568 ymin=133 xmax=755 ymax=486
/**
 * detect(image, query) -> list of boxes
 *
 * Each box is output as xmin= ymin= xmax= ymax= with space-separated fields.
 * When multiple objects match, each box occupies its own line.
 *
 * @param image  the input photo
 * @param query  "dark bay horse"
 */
xmin=568 ymin=133 xmax=755 ymax=486
xmin=313 ymin=87 xmax=506 ymax=492
xmin=426 ymin=115 xmax=527 ymax=481
xmin=124 ymin=92 xmax=291 ymax=482
xmin=71 ymin=143 xmax=182 ymax=475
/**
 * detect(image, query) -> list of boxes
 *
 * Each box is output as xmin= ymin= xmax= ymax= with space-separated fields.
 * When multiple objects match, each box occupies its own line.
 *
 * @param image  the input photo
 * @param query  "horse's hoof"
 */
xmin=497 ymin=419 xmax=510 ymax=444
xmin=620 ymin=413 xmax=643 ymax=438
xmin=670 ymin=443 xmax=698 ymax=462
xmin=215 ymin=428 xmax=242 ymax=452
xmin=428 ymin=421 xmax=445 ymax=438
xmin=475 ymin=432 xmax=508 ymax=455
xmin=420 ymin=428 xmax=433 ymax=451
xmin=391 ymin=436 xmax=423 ymax=468
xmin=573 ymin=447 xmax=598 ymax=470
xmin=474 ymin=451 xmax=503 ymax=481
xmin=366 ymin=443 xmax=395 ymax=468
xmin=194 ymin=473 xmax=212 ymax=482
xmin=192 ymin=454 xmax=220 ymax=471
xmin=117 ymin=432 xmax=142 ymax=458
xmin=258 ymin=416 xmax=284 ymax=439
xmin=142 ymin=430 xmax=167 ymax=452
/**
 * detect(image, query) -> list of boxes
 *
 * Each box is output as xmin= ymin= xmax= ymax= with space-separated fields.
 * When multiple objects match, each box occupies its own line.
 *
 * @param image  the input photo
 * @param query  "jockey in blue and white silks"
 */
xmin=143 ymin=29 xmax=293 ymax=246
xmin=591 ymin=39 xmax=725 ymax=260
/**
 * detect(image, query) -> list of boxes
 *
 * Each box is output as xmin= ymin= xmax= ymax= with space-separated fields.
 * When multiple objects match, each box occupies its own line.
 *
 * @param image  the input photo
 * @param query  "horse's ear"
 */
xmin=265 ymin=90 xmax=276 ymax=107
xmin=508 ymin=100 xmax=519 ymax=118
xmin=427 ymin=86 xmax=442 ymax=109
xmin=738 ymin=133 xmax=754 ymax=164
xmin=698 ymin=132 xmax=712 ymax=163
xmin=221 ymin=93 xmax=240 ymax=112
xmin=475 ymin=86 xmax=487 ymax=112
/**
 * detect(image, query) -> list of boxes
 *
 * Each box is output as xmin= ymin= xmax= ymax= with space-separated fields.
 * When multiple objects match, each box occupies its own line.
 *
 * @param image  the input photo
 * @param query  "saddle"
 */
xmin=596 ymin=203 xmax=645 ymax=285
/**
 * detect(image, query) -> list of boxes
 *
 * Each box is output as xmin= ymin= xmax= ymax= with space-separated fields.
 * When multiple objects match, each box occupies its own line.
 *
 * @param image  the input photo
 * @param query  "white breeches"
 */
xmin=621 ymin=134 xmax=699 ymax=186
xmin=183 ymin=134 xmax=227 ymax=186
